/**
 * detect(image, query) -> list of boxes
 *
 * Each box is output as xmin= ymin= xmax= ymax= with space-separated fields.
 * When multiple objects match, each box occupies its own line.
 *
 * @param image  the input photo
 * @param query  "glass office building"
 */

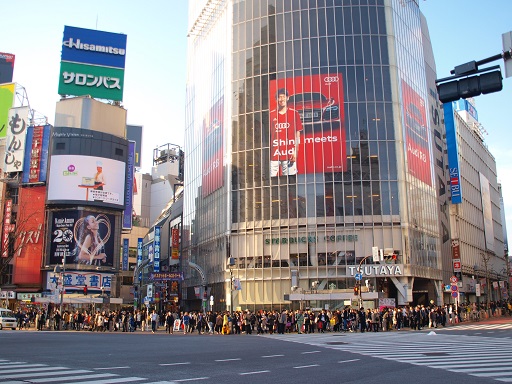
xmin=183 ymin=0 xmax=442 ymax=311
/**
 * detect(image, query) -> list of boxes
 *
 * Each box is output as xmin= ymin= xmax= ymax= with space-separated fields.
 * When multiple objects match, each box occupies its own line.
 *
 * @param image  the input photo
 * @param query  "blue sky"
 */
xmin=1 ymin=0 xmax=510 ymax=245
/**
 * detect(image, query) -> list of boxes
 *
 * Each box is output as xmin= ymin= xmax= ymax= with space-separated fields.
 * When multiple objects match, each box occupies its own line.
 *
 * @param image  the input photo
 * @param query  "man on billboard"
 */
xmin=94 ymin=161 xmax=105 ymax=190
xmin=270 ymin=88 xmax=304 ymax=177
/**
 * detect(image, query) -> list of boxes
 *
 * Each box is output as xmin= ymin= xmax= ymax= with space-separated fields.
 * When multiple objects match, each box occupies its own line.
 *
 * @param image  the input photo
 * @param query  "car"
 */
xmin=289 ymin=92 xmax=340 ymax=123
xmin=0 ymin=308 xmax=17 ymax=330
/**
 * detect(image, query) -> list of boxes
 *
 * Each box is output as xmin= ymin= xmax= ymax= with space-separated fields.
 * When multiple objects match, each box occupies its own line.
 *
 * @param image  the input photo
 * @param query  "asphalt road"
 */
xmin=0 ymin=321 xmax=511 ymax=383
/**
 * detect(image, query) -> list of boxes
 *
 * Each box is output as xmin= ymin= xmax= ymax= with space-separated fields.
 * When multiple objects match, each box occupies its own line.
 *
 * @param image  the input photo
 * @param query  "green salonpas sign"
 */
xmin=58 ymin=61 xmax=124 ymax=101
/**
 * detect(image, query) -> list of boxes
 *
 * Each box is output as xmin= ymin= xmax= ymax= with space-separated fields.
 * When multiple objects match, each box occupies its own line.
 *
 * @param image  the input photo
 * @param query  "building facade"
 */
xmin=182 ymin=0 xmax=507 ymax=311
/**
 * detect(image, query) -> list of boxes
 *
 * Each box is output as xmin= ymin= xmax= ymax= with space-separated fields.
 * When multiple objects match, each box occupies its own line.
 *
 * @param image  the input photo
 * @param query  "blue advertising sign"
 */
xmin=122 ymin=141 xmax=135 ymax=229
xmin=22 ymin=124 xmax=51 ymax=183
xmin=61 ymin=26 xmax=127 ymax=69
xmin=444 ymin=102 xmax=463 ymax=204
xmin=122 ymin=238 xmax=129 ymax=271
xmin=154 ymin=227 xmax=161 ymax=273
xmin=137 ymin=238 xmax=143 ymax=270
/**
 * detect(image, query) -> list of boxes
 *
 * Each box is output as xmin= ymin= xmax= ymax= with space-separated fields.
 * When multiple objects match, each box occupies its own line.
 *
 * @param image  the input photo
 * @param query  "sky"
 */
xmin=1 ymin=0 xmax=510 ymax=246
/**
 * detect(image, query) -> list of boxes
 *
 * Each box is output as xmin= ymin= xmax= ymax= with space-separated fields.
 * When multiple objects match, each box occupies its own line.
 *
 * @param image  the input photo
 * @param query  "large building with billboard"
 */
xmin=181 ymin=0 xmax=507 ymax=311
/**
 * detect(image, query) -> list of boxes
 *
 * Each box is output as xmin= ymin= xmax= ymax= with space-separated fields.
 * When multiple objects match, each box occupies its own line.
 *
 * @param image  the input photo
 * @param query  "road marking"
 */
xmin=94 ymin=366 xmax=130 ymax=370
xmin=239 ymin=370 xmax=270 ymax=375
xmin=159 ymin=362 xmax=191 ymax=366
xmin=0 ymin=369 xmax=92 ymax=379
xmin=293 ymin=364 xmax=320 ymax=369
xmin=0 ymin=367 xmax=68 ymax=374
xmin=261 ymin=354 xmax=284 ymax=358
xmin=71 ymin=377 xmax=146 ymax=384
xmin=301 ymin=350 xmax=321 ymax=354
xmin=338 ymin=359 xmax=360 ymax=364
xmin=173 ymin=378 xmax=209 ymax=382
xmin=31 ymin=373 xmax=118 ymax=383
xmin=0 ymin=364 xmax=47 ymax=370
xmin=214 ymin=358 xmax=241 ymax=362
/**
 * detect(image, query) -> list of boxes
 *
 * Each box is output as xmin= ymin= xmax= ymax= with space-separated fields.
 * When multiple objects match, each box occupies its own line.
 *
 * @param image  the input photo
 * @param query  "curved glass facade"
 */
xmin=184 ymin=0 xmax=441 ymax=310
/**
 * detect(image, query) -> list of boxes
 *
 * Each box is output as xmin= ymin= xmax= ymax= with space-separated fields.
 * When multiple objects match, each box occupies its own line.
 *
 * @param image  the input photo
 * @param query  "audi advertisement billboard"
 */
xmin=401 ymin=80 xmax=432 ymax=186
xmin=268 ymin=73 xmax=346 ymax=176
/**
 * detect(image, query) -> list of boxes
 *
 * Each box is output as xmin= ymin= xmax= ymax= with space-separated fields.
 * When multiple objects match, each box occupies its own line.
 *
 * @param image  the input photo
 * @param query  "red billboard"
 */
xmin=202 ymin=97 xmax=224 ymax=196
xmin=269 ymin=73 xmax=346 ymax=175
xmin=12 ymin=186 xmax=46 ymax=286
xmin=401 ymin=80 xmax=432 ymax=186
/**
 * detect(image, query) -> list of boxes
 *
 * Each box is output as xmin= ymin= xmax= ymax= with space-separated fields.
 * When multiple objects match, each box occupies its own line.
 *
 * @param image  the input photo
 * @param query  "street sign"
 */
xmin=450 ymin=276 xmax=458 ymax=283
xmin=451 ymin=285 xmax=458 ymax=291
xmin=355 ymin=273 xmax=363 ymax=281
xmin=451 ymin=291 xmax=458 ymax=298
xmin=372 ymin=246 xmax=379 ymax=262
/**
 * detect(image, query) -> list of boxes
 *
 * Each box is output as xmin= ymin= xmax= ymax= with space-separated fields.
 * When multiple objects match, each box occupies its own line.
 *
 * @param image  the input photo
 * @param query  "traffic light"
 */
xmin=437 ymin=70 xmax=503 ymax=103
xmin=83 ymin=285 xmax=88 ymax=296
xmin=353 ymin=285 xmax=359 ymax=295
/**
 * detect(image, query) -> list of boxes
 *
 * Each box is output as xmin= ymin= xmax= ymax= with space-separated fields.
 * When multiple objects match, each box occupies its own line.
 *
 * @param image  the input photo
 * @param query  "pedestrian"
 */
xmin=165 ymin=311 xmax=174 ymax=334
xmin=151 ymin=310 xmax=158 ymax=333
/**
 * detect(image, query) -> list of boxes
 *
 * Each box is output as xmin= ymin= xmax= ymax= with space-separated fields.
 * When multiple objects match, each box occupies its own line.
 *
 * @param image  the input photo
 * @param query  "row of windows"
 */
xmin=232 ymin=180 xmax=400 ymax=222
xmin=233 ymin=0 xmax=386 ymax=25
xmin=233 ymin=6 xmax=387 ymax=51
xmin=234 ymin=37 xmax=391 ymax=79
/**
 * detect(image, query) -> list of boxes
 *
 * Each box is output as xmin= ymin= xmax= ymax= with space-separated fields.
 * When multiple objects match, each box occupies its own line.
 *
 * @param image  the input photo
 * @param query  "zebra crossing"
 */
xmin=270 ymin=331 xmax=512 ymax=382
xmin=0 ymin=360 xmax=166 ymax=384
xmin=435 ymin=322 xmax=512 ymax=332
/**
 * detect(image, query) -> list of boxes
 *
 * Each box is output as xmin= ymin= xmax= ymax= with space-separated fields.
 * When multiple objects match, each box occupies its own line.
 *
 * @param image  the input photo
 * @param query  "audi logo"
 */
xmin=324 ymin=76 xmax=339 ymax=83
xmin=275 ymin=123 xmax=290 ymax=129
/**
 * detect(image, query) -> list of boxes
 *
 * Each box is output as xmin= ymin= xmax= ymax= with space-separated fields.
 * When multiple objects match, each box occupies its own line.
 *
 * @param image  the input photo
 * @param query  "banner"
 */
xmin=154 ymin=226 xmax=161 ymax=272
xmin=0 ymin=83 xmax=15 ymax=139
xmin=22 ymin=124 xmax=51 ymax=183
xmin=5 ymin=106 xmax=30 ymax=172
xmin=122 ymin=238 xmax=129 ymax=271
xmin=268 ymin=73 xmax=346 ymax=176
xmin=171 ymin=228 xmax=180 ymax=260
xmin=48 ymin=210 xmax=116 ymax=267
xmin=2 ymin=199 xmax=13 ymax=257
xmin=0 ymin=52 xmax=15 ymax=83
xmin=122 ymin=141 xmax=135 ymax=229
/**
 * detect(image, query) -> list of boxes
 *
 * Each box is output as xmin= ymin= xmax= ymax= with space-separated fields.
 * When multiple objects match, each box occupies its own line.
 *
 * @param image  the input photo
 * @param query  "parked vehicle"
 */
xmin=0 ymin=308 xmax=17 ymax=330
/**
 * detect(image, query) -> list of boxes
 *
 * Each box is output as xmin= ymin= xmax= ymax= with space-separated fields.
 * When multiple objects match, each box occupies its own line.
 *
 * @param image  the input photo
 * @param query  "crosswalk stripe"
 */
xmin=0 ymin=369 xmax=92 ymax=379
xmin=70 ymin=377 xmax=146 ymax=384
xmin=30 ymin=373 xmax=118 ymax=383
xmin=0 ymin=364 xmax=47 ymax=370
xmin=0 ymin=367 xmax=69 ymax=374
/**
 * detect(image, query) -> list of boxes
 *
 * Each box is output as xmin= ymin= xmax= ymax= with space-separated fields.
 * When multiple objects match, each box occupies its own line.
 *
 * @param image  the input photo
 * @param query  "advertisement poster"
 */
xmin=401 ymin=80 xmax=432 ymax=186
xmin=47 ymin=154 xmax=126 ymax=207
xmin=46 ymin=271 xmax=112 ymax=292
xmin=0 ymin=52 xmax=15 ymax=84
xmin=13 ymin=186 xmax=46 ymax=285
xmin=269 ymin=73 xmax=346 ymax=176
xmin=49 ymin=210 xmax=115 ymax=267
xmin=22 ymin=124 xmax=51 ymax=183
xmin=202 ymin=96 xmax=224 ymax=196
xmin=0 ymin=83 xmax=15 ymax=139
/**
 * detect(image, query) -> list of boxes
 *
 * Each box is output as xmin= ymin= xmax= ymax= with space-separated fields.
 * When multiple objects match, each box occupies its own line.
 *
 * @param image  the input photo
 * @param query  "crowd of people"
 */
xmin=10 ymin=299 xmax=511 ymax=334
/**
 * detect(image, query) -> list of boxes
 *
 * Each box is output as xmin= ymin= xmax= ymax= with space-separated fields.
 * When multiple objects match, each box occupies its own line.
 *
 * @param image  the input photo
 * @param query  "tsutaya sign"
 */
xmin=348 ymin=264 xmax=403 ymax=277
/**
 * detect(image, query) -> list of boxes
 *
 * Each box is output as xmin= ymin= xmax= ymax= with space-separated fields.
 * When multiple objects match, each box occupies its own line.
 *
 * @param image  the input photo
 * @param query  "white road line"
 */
xmin=239 ymin=370 xmax=270 ymax=375
xmin=293 ymin=364 xmax=320 ymax=369
xmin=173 ymin=378 xmax=209 ymax=382
xmin=159 ymin=362 xmax=191 ymax=366
xmin=261 ymin=354 xmax=284 ymax=358
xmin=0 ymin=367 xmax=68 ymax=374
xmin=0 ymin=362 xmax=25 ymax=365
xmin=71 ymin=377 xmax=146 ymax=384
xmin=301 ymin=350 xmax=321 ymax=354
xmin=338 ymin=359 xmax=360 ymax=364
xmin=31 ymin=373 xmax=118 ymax=383
xmin=0 ymin=364 xmax=47 ymax=370
xmin=0 ymin=369 xmax=92 ymax=379
xmin=214 ymin=358 xmax=241 ymax=362
xmin=94 ymin=366 xmax=130 ymax=370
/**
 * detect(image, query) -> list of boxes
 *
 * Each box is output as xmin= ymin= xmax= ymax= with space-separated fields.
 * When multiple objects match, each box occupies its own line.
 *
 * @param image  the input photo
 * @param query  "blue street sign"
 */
xmin=355 ymin=273 xmax=363 ymax=281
